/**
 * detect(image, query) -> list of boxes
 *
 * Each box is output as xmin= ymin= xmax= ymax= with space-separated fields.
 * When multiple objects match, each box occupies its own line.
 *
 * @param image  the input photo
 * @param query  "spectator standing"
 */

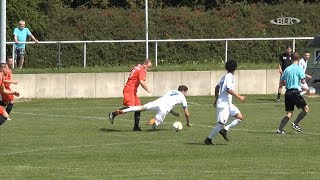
xmin=13 ymin=20 xmax=38 ymax=69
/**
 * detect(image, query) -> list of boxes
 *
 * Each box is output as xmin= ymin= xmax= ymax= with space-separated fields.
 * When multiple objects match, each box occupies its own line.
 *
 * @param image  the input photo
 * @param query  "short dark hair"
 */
xmin=225 ymin=59 xmax=238 ymax=72
xmin=304 ymin=50 xmax=310 ymax=54
xmin=286 ymin=45 xmax=292 ymax=49
xmin=178 ymin=85 xmax=188 ymax=92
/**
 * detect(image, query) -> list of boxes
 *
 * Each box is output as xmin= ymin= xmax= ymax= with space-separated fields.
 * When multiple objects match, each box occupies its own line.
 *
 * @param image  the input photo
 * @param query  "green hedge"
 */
xmin=5 ymin=1 xmax=320 ymax=68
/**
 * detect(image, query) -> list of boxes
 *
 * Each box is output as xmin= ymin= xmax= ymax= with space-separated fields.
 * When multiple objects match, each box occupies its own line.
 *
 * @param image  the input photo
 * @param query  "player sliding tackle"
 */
xmin=108 ymin=85 xmax=191 ymax=129
xmin=204 ymin=59 xmax=245 ymax=145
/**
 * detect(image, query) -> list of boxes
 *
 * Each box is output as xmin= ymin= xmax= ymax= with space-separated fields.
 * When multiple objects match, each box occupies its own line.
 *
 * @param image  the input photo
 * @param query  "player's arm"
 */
xmin=278 ymin=63 xmax=283 ymax=74
xmin=14 ymin=34 xmax=19 ymax=44
xmin=305 ymin=74 xmax=312 ymax=79
xmin=139 ymin=79 xmax=152 ymax=93
xmin=227 ymin=89 xmax=245 ymax=102
xmin=29 ymin=34 xmax=38 ymax=43
xmin=213 ymin=85 xmax=220 ymax=107
xmin=0 ymin=85 xmax=19 ymax=96
xmin=3 ymin=79 xmax=18 ymax=85
xmin=183 ymin=107 xmax=191 ymax=127
xmin=170 ymin=110 xmax=180 ymax=117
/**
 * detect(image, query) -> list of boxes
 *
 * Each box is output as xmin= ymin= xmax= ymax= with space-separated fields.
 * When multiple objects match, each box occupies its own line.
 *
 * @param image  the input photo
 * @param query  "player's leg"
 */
xmin=108 ymin=90 xmax=134 ymax=124
xmin=0 ymin=108 xmax=9 ymax=126
xmin=148 ymin=108 xmax=166 ymax=129
xmin=18 ymin=48 xmax=25 ymax=69
xmin=219 ymin=105 xmax=242 ymax=141
xmin=204 ymin=107 xmax=228 ymax=145
xmin=133 ymin=94 xmax=142 ymax=131
xmin=277 ymin=91 xmax=294 ymax=134
xmin=292 ymin=92 xmax=308 ymax=132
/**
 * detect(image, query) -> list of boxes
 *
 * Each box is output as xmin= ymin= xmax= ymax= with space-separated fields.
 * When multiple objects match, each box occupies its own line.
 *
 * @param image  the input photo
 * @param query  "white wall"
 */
xmin=10 ymin=70 xmax=279 ymax=98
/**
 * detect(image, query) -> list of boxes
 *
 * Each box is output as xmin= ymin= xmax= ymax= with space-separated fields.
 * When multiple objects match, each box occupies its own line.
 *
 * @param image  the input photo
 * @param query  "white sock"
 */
xmin=208 ymin=123 xmax=223 ymax=139
xmin=122 ymin=106 xmax=141 ymax=113
xmin=224 ymin=119 xmax=241 ymax=131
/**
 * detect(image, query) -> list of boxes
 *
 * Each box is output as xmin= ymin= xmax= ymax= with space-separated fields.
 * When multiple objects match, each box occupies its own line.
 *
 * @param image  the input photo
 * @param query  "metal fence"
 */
xmin=6 ymin=37 xmax=314 ymax=68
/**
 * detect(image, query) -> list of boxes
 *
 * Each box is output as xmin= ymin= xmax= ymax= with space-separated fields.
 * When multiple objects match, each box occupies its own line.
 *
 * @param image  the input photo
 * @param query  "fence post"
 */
xmin=225 ymin=40 xmax=228 ymax=63
xmin=83 ymin=42 xmax=87 ymax=68
xmin=57 ymin=43 xmax=62 ymax=70
xmin=12 ymin=44 xmax=15 ymax=69
xmin=292 ymin=39 xmax=296 ymax=52
xmin=155 ymin=41 xmax=158 ymax=66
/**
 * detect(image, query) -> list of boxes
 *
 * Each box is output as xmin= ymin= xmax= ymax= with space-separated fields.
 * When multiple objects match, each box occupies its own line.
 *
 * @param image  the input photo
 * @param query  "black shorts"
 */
xmin=285 ymin=89 xmax=307 ymax=111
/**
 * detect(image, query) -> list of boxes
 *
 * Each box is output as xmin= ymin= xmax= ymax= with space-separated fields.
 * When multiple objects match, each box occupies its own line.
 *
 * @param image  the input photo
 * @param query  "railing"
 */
xmin=6 ymin=37 xmax=314 ymax=68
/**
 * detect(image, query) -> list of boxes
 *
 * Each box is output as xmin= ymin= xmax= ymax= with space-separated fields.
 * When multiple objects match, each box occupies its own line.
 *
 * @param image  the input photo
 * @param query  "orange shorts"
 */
xmin=123 ymin=88 xmax=141 ymax=106
xmin=1 ymin=94 xmax=14 ymax=103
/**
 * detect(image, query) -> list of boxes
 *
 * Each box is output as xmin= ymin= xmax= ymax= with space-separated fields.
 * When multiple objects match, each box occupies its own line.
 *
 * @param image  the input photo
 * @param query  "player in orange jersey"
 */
xmin=0 ymin=57 xmax=19 ymax=119
xmin=0 ymin=63 xmax=20 ymax=126
xmin=108 ymin=59 xmax=152 ymax=131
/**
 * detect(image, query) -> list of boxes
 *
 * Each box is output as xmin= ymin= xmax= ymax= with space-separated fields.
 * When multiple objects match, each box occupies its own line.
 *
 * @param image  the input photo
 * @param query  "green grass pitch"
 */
xmin=0 ymin=95 xmax=319 ymax=179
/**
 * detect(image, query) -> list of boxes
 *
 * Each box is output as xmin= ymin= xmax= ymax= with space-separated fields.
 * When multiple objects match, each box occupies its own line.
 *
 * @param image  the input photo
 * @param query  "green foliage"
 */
xmin=5 ymin=1 xmax=320 ymax=68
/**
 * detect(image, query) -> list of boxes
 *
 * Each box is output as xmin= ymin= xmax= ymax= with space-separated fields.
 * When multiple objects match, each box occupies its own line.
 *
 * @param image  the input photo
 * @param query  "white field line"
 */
xmin=13 ymin=111 xmax=320 ymax=136
xmin=0 ymin=140 xmax=175 ymax=156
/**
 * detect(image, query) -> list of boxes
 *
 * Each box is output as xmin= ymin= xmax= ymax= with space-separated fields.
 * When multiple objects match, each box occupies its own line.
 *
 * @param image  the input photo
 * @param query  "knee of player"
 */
xmin=303 ymin=105 xmax=309 ymax=113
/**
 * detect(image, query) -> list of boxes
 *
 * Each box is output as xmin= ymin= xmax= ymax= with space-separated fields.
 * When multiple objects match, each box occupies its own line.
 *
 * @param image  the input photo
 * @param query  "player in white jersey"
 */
xmin=204 ymin=60 xmax=246 ymax=145
xmin=298 ymin=51 xmax=312 ymax=95
xmin=109 ymin=85 xmax=191 ymax=129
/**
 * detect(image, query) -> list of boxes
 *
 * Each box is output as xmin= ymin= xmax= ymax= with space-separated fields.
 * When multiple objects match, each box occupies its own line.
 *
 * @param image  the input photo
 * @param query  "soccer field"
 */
xmin=0 ymin=95 xmax=319 ymax=179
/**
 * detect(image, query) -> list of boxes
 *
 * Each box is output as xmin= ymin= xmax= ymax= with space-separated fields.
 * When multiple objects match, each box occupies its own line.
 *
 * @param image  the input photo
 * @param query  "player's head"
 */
xmin=178 ymin=85 xmax=188 ymax=95
xmin=142 ymin=59 xmax=152 ymax=70
xmin=6 ymin=56 xmax=13 ymax=68
xmin=292 ymin=52 xmax=300 ymax=62
xmin=303 ymin=50 xmax=310 ymax=60
xmin=285 ymin=45 xmax=292 ymax=54
xmin=225 ymin=59 xmax=238 ymax=73
xmin=0 ymin=63 xmax=9 ymax=75
xmin=18 ymin=20 xmax=26 ymax=29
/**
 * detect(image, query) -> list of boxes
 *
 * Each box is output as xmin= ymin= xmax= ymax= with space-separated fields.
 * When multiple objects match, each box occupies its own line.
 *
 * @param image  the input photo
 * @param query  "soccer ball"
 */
xmin=172 ymin=121 xmax=183 ymax=131
xmin=309 ymin=86 xmax=316 ymax=95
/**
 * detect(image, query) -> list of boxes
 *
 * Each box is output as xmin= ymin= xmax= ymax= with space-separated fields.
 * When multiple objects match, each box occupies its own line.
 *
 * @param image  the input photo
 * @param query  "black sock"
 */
xmin=278 ymin=116 xmax=290 ymax=131
xmin=0 ymin=116 xmax=8 ymax=126
xmin=277 ymin=93 xmax=281 ymax=99
xmin=6 ymin=103 xmax=14 ymax=114
xmin=294 ymin=111 xmax=307 ymax=125
xmin=134 ymin=111 xmax=141 ymax=128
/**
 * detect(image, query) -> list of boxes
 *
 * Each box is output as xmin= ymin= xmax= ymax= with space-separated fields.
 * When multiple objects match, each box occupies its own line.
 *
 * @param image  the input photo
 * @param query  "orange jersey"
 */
xmin=124 ymin=64 xmax=147 ymax=92
xmin=4 ymin=69 xmax=12 ymax=89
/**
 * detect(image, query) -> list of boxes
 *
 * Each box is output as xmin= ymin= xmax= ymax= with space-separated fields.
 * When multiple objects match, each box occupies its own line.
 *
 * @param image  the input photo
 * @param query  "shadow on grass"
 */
xmin=257 ymin=98 xmax=279 ymax=102
xmin=144 ymin=128 xmax=167 ymax=132
xmin=185 ymin=142 xmax=227 ymax=146
xmin=99 ymin=128 xmax=122 ymax=132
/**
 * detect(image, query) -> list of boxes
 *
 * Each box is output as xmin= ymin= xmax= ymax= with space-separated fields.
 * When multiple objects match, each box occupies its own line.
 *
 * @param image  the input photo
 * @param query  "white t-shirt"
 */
xmin=216 ymin=73 xmax=236 ymax=108
xmin=154 ymin=90 xmax=188 ymax=112
xmin=298 ymin=58 xmax=307 ymax=74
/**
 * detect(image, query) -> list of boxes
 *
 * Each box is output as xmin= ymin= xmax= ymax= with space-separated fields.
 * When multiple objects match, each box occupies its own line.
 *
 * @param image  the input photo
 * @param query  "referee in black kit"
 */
xmin=276 ymin=45 xmax=293 ymax=101
xmin=276 ymin=52 xmax=309 ymax=134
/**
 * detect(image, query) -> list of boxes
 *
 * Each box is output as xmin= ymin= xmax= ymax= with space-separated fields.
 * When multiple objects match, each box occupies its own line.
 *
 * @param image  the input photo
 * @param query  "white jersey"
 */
xmin=154 ymin=90 xmax=188 ymax=112
xmin=299 ymin=58 xmax=307 ymax=73
xmin=216 ymin=73 xmax=236 ymax=108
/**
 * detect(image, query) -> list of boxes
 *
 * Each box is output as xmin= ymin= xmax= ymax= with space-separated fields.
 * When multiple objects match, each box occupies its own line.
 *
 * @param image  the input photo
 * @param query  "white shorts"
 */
xmin=216 ymin=104 xmax=240 ymax=125
xmin=143 ymin=101 xmax=168 ymax=126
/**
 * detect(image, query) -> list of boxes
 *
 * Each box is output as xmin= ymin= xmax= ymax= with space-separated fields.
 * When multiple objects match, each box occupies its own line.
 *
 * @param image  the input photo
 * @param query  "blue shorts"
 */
xmin=14 ymin=47 xmax=26 ymax=59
